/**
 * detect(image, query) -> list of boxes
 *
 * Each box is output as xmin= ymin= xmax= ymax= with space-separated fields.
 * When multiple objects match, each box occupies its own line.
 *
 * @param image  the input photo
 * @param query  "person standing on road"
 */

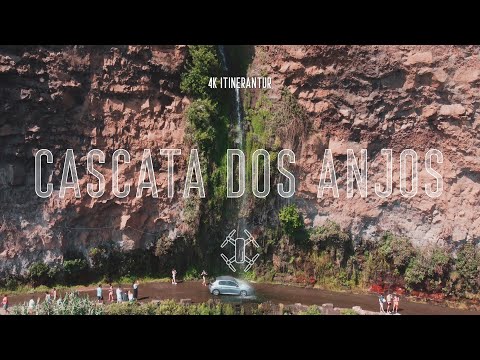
xmin=386 ymin=293 xmax=393 ymax=314
xmin=393 ymin=294 xmax=400 ymax=314
xmin=116 ymin=285 xmax=122 ymax=303
xmin=28 ymin=296 xmax=36 ymax=314
xmin=133 ymin=280 xmax=139 ymax=300
xmin=122 ymin=289 xmax=129 ymax=302
xmin=96 ymin=284 xmax=103 ymax=303
xmin=172 ymin=269 xmax=177 ymax=285
xmin=45 ymin=291 xmax=51 ymax=303
xmin=201 ymin=270 xmax=208 ymax=286
xmin=378 ymin=294 xmax=386 ymax=313
xmin=52 ymin=288 xmax=57 ymax=301
xmin=2 ymin=294 xmax=9 ymax=314
xmin=108 ymin=284 xmax=114 ymax=302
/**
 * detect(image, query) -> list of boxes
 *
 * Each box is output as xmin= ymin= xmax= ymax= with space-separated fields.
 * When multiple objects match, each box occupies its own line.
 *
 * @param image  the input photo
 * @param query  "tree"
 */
xmin=88 ymin=247 xmax=108 ymax=274
xmin=63 ymin=259 xmax=89 ymax=284
xmin=454 ymin=242 xmax=480 ymax=293
xmin=378 ymin=232 xmax=415 ymax=272
xmin=185 ymin=99 xmax=218 ymax=157
xmin=181 ymin=45 xmax=221 ymax=99
xmin=404 ymin=255 xmax=427 ymax=290
xmin=404 ymin=247 xmax=453 ymax=292
xmin=279 ymin=204 xmax=305 ymax=240
xmin=309 ymin=220 xmax=352 ymax=264
xmin=28 ymin=262 xmax=49 ymax=287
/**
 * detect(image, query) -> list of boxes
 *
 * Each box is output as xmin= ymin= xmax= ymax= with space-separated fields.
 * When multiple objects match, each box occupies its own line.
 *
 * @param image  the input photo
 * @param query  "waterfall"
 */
xmin=218 ymin=45 xmax=228 ymax=72
xmin=219 ymin=45 xmax=243 ymax=147
xmin=234 ymin=87 xmax=243 ymax=147
xmin=218 ymin=45 xmax=248 ymax=254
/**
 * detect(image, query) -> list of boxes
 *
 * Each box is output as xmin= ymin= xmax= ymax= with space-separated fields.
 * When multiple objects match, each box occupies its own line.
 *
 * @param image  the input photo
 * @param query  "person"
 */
xmin=386 ymin=293 xmax=393 ymax=314
xmin=172 ymin=269 xmax=177 ymax=285
xmin=96 ymin=284 xmax=103 ymax=303
xmin=128 ymin=290 xmax=134 ymax=302
xmin=201 ymin=270 xmax=208 ymax=286
xmin=133 ymin=280 xmax=139 ymax=300
xmin=122 ymin=290 xmax=128 ymax=302
xmin=108 ymin=284 xmax=114 ymax=302
xmin=2 ymin=294 xmax=9 ymax=314
xmin=45 ymin=291 xmax=51 ymax=303
xmin=393 ymin=294 xmax=400 ymax=314
xmin=116 ymin=285 xmax=122 ymax=303
xmin=28 ymin=296 xmax=36 ymax=314
xmin=52 ymin=288 xmax=57 ymax=301
xmin=378 ymin=294 xmax=386 ymax=313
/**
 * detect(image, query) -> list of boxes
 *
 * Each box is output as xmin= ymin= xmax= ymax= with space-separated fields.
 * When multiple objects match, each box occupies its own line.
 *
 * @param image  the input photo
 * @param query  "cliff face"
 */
xmin=0 ymin=45 xmax=190 ymax=274
xmin=249 ymin=45 xmax=480 ymax=247
xmin=2 ymin=45 xmax=480 ymax=276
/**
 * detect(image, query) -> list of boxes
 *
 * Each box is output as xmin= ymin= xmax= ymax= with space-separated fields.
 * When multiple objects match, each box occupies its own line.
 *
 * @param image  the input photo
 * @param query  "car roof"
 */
xmin=216 ymin=276 xmax=237 ymax=281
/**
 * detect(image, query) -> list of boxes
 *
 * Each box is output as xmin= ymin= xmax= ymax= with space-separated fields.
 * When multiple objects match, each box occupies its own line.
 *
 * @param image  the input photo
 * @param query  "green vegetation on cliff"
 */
xmin=240 ymin=78 xmax=480 ymax=299
xmin=253 ymin=208 xmax=480 ymax=297
xmin=181 ymin=45 xmax=231 ymax=270
xmin=181 ymin=45 xmax=221 ymax=99
xmin=185 ymin=99 xmax=219 ymax=157
xmin=279 ymin=204 xmax=305 ymax=241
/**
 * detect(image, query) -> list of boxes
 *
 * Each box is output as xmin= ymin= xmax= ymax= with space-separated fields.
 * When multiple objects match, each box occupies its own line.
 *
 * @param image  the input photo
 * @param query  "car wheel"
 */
xmin=240 ymin=290 xmax=247 ymax=297
xmin=212 ymin=289 xmax=220 ymax=296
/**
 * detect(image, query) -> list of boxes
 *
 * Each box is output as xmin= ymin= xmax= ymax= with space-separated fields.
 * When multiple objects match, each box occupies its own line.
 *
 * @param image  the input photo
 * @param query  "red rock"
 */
xmin=405 ymin=51 xmax=433 ymax=66
xmin=439 ymin=104 xmax=466 ymax=117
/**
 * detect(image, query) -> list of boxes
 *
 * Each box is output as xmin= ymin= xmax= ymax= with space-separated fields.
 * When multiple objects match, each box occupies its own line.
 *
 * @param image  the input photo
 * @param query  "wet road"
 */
xmin=6 ymin=281 xmax=479 ymax=315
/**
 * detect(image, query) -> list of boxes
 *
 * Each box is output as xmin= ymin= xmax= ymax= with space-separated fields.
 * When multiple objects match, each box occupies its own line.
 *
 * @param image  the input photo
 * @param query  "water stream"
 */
xmin=218 ymin=45 xmax=248 ymax=263
xmin=219 ymin=45 xmax=243 ymax=148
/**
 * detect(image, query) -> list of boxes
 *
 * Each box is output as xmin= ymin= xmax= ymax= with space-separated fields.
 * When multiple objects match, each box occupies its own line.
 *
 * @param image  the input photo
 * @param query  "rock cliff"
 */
xmin=0 ymin=45 xmax=190 ymax=274
xmin=2 ymin=45 xmax=480 ymax=275
xmin=248 ymin=45 xmax=480 ymax=247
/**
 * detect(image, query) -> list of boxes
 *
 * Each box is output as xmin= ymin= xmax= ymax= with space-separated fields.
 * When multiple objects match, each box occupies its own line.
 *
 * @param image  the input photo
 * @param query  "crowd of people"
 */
xmin=96 ymin=280 xmax=140 ymax=304
xmin=378 ymin=292 xmax=400 ymax=314
xmin=2 ymin=269 xmax=212 ymax=314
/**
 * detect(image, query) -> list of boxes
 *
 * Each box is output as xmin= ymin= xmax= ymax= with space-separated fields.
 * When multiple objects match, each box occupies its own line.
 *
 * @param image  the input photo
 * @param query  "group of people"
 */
xmin=96 ymin=280 xmax=140 ymax=304
xmin=171 ymin=268 xmax=208 ymax=286
xmin=2 ymin=270 xmax=210 ymax=314
xmin=378 ymin=293 xmax=400 ymax=314
xmin=44 ymin=288 xmax=58 ymax=303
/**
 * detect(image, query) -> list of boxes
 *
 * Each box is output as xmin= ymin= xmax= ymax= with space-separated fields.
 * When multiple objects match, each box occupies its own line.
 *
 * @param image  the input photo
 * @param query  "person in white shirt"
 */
xmin=172 ymin=269 xmax=177 ymax=285
xmin=116 ymin=286 xmax=122 ymax=303
xmin=128 ymin=290 xmax=134 ymax=302
xmin=133 ymin=280 xmax=139 ymax=300
xmin=28 ymin=297 xmax=36 ymax=314
xmin=386 ymin=293 xmax=393 ymax=314
xmin=201 ymin=270 xmax=208 ymax=286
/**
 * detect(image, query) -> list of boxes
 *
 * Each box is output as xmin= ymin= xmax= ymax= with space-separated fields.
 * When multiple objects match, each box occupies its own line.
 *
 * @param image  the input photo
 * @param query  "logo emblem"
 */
xmin=221 ymin=229 xmax=260 ymax=272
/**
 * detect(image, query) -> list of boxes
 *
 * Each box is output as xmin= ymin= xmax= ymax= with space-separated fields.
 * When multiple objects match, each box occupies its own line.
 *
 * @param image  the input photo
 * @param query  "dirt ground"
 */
xmin=2 ymin=281 xmax=478 ymax=315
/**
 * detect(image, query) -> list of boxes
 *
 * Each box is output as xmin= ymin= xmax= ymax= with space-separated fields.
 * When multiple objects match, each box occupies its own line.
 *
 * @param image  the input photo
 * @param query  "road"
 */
xmin=2 ymin=281 xmax=478 ymax=315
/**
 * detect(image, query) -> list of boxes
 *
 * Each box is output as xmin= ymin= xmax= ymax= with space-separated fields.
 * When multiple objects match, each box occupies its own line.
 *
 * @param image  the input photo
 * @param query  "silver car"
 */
xmin=209 ymin=276 xmax=252 ymax=297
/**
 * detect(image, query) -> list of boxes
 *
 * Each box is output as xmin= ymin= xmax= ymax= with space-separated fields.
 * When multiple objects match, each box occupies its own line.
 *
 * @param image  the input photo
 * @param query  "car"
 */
xmin=209 ymin=276 xmax=253 ymax=297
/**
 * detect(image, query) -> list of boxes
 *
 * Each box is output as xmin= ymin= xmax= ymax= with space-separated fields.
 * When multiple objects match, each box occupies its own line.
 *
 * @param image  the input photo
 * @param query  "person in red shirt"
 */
xmin=2 ymin=294 xmax=9 ymax=314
